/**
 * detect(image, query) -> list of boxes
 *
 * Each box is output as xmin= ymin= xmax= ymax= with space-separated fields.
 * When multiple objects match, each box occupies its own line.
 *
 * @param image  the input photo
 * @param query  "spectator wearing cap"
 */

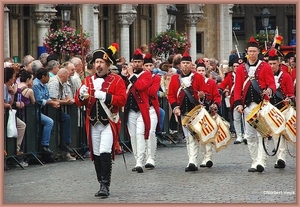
xmin=121 ymin=48 xmax=152 ymax=173
xmin=168 ymin=51 xmax=209 ymax=172
xmin=75 ymin=43 xmax=126 ymax=198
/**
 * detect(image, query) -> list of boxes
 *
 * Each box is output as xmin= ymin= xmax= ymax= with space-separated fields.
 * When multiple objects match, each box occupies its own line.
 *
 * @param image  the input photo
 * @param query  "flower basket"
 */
xmin=253 ymin=33 xmax=274 ymax=50
xmin=43 ymin=26 xmax=91 ymax=62
xmin=150 ymin=30 xmax=191 ymax=59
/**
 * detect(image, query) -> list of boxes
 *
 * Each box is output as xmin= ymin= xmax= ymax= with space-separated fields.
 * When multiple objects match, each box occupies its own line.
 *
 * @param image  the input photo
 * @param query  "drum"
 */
xmin=281 ymin=105 xmax=296 ymax=144
xmin=246 ymin=100 xmax=286 ymax=138
xmin=182 ymin=105 xmax=218 ymax=144
xmin=212 ymin=114 xmax=232 ymax=152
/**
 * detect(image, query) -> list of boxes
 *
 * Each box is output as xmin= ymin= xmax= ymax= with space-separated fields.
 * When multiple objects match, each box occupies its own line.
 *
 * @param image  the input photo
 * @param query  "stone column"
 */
xmin=117 ymin=4 xmax=137 ymax=62
xmin=82 ymin=4 xmax=99 ymax=51
xmin=34 ymin=4 xmax=57 ymax=57
xmin=155 ymin=4 xmax=169 ymax=33
xmin=4 ymin=6 xmax=10 ymax=58
xmin=219 ymin=4 xmax=234 ymax=62
xmin=183 ymin=4 xmax=204 ymax=62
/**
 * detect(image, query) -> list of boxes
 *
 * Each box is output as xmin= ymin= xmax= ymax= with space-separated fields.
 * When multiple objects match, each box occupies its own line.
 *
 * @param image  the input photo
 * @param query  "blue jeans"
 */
xmin=158 ymin=107 xmax=165 ymax=133
xmin=60 ymin=112 xmax=71 ymax=145
xmin=40 ymin=113 xmax=54 ymax=146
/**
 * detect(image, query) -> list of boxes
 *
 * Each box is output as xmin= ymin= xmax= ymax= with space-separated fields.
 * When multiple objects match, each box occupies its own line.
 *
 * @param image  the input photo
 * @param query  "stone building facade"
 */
xmin=3 ymin=4 xmax=296 ymax=63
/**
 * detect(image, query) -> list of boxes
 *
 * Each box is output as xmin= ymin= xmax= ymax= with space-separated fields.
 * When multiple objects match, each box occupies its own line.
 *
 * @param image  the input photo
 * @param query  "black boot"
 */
xmin=96 ymin=153 xmax=112 ymax=198
xmin=93 ymin=155 xmax=103 ymax=197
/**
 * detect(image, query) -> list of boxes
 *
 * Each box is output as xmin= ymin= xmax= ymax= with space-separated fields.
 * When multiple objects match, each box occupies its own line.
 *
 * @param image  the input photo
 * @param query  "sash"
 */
xmin=177 ymin=73 xmax=197 ymax=106
xmin=99 ymin=101 xmax=119 ymax=123
xmin=274 ymin=71 xmax=284 ymax=100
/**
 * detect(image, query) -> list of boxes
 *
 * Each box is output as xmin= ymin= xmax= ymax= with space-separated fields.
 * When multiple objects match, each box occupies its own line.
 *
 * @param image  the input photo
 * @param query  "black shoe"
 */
xmin=248 ymin=168 xmax=257 ymax=172
xmin=185 ymin=163 xmax=198 ymax=172
xmin=206 ymin=161 xmax=213 ymax=168
xmin=274 ymin=159 xmax=286 ymax=169
xmin=132 ymin=167 xmax=137 ymax=172
xmin=136 ymin=166 xmax=144 ymax=173
xmin=234 ymin=140 xmax=242 ymax=144
xmin=199 ymin=161 xmax=213 ymax=168
xmin=145 ymin=163 xmax=155 ymax=169
xmin=256 ymin=164 xmax=265 ymax=172
xmin=243 ymin=139 xmax=247 ymax=145
xmin=41 ymin=146 xmax=53 ymax=154
xmin=60 ymin=144 xmax=73 ymax=153
xmin=95 ymin=184 xmax=109 ymax=198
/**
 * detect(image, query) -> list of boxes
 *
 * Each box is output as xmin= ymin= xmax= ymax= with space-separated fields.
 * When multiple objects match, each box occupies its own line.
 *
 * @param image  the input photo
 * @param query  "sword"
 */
xmin=121 ymin=145 xmax=127 ymax=171
xmin=233 ymin=30 xmax=241 ymax=58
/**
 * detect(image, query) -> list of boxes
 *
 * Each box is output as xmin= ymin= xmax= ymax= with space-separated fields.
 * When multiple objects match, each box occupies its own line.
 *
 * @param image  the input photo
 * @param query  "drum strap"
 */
xmin=274 ymin=71 xmax=284 ymax=100
xmin=183 ymin=88 xmax=197 ymax=106
xmin=245 ymin=62 xmax=262 ymax=95
xmin=262 ymin=135 xmax=281 ymax=156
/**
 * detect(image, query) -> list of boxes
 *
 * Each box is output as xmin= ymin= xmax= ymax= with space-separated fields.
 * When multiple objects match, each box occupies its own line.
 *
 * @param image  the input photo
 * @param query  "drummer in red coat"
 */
xmin=233 ymin=37 xmax=276 ymax=173
xmin=121 ymin=48 xmax=152 ymax=173
xmin=219 ymin=58 xmax=246 ymax=144
xmin=74 ymin=43 xmax=127 ymax=198
xmin=196 ymin=59 xmax=221 ymax=168
xmin=168 ymin=51 xmax=208 ymax=172
xmin=267 ymin=48 xmax=295 ymax=169
xmin=142 ymin=53 xmax=160 ymax=169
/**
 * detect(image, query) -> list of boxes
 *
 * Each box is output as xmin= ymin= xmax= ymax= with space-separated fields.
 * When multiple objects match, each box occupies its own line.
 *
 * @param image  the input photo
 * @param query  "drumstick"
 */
xmin=184 ymin=88 xmax=212 ymax=96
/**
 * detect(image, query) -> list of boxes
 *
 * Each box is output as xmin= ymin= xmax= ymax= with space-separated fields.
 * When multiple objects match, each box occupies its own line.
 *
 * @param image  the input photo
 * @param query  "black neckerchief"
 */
xmin=247 ymin=59 xmax=259 ymax=67
xmin=181 ymin=71 xmax=192 ymax=78
xmin=94 ymin=72 xmax=110 ymax=80
xmin=134 ymin=68 xmax=143 ymax=75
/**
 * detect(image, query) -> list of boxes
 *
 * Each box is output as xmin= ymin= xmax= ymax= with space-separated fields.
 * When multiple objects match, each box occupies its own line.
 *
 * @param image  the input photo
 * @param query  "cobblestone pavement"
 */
xmin=4 ymin=138 xmax=296 ymax=204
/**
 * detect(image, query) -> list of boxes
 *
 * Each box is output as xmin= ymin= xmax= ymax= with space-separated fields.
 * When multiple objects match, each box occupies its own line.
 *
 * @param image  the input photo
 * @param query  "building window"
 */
xmin=232 ymin=17 xmax=245 ymax=37
xmin=196 ymin=32 xmax=203 ymax=54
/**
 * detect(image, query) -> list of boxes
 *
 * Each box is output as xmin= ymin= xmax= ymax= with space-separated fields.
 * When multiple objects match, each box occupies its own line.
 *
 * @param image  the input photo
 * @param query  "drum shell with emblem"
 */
xmin=281 ymin=105 xmax=296 ymax=144
xmin=212 ymin=114 xmax=232 ymax=152
xmin=182 ymin=105 xmax=218 ymax=144
xmin=246 ymin=100 xmax=286 ymax=138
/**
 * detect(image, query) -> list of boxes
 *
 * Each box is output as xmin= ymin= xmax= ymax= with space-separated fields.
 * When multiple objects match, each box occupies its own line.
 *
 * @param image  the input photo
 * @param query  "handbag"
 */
xmin=7 ymin=109 xmax=18 ymax=138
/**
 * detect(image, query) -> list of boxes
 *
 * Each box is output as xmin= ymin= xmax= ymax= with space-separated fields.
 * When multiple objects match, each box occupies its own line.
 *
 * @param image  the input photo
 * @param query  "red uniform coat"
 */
xmin=205 ymin=78 xmax=222 ymax=107
xmin=275 ymin=70 xmax=295 ymax=98
xmin=148 ymin=74 xmax=161 ymax=130
xmin=125 ymin=71 xmax=152 ymax=139
xmin=168 ymin=72 xmax=208 ymax=110
xmin=234 ymin=60 xmax=276 ymax=107
xmin=219 ymin=71 xmax=234 ymax=107
xmin=74 ymin=73 xmax=127 ymax=161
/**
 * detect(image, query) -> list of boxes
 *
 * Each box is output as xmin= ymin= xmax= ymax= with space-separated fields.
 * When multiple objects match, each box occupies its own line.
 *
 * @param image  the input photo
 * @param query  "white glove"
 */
xmin=94 ymin=90 xmax=106 ymax=101
xmin=93 ymin=78 xmax=104 ymax=90
xmin=79 ymin=85 xmax=89 ymax=96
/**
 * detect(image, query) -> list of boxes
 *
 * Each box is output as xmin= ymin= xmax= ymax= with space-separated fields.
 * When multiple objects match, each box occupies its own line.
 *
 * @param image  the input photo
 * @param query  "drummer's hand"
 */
xmin=174 ymin=107 xmax=181 ymax=116
xmin=283 ymin=97 xmax=291 ymax=105
xmin=236 ymin=105 xmax=243 ymax=114
xmin=262 ymin=88 xmax=272 ymax=98
xmin=198 ymin=91 xmax=205 ymax=99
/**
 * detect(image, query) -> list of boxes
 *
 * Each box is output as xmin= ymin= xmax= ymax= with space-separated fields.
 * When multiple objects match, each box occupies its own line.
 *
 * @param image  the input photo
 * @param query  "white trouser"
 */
xmin=128 ymin=110 xmax=146 ymax=167
xmin=233 ymin=109 xmax=243 ymax=142
xmin=91 ymin=123 xmax=113 ymax=156
xmin=273 ymin=134 xmax=287 ymax=163
xmin=199 ymin=142 xmax=213 ymax=165
xmin=146 ymin=106 xmax=158 ymax=166
xmin=244 ymin=102 xmax=268 ymax=168
xmin=182 ymin=120 xmax=200 ymax=166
